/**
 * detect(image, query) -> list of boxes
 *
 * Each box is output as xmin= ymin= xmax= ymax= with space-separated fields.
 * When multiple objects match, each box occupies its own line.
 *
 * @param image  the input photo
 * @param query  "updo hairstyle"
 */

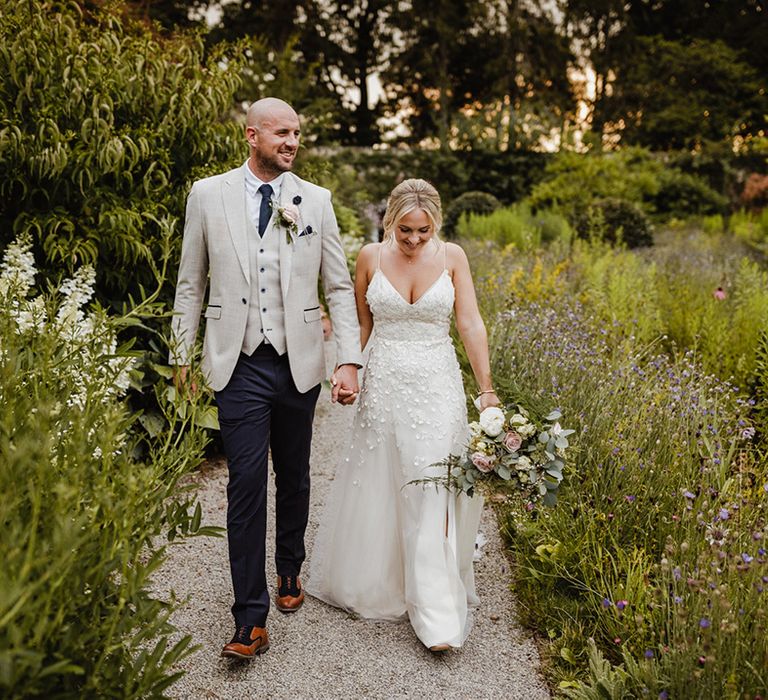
xmin=381 ymin=178 xmax=443 ymax=242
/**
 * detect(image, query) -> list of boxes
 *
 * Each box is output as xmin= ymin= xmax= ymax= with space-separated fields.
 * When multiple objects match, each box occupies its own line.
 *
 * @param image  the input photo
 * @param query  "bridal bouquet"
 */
xmin=425 ymin=403 xmax=574 ymax=506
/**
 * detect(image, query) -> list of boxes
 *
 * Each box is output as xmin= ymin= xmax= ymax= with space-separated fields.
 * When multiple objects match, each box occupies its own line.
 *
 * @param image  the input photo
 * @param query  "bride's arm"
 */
xmin=449 ymin=243 xmax=500 ymax=409
xmin=354 ymin=243 xmax=376 ymax=351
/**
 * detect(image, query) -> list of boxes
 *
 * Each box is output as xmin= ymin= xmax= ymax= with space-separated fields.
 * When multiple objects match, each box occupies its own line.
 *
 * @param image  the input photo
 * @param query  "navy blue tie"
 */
xmin=257 ymin=183 xmax=273 ymax=237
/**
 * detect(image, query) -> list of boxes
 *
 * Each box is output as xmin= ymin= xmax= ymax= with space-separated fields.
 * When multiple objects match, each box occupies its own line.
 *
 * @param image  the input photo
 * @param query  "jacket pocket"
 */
xmin=303 ymin=306 xmax=321 ymax=323
xmin=204 ymin=305 xmax=222 ymax=320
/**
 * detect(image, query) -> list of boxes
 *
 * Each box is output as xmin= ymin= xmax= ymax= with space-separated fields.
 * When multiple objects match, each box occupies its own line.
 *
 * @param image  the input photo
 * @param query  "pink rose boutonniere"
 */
xmin=275 ymin=202 xmax=300 ymax=243
xmin=272 ymin=195 xmax=302 ymax=243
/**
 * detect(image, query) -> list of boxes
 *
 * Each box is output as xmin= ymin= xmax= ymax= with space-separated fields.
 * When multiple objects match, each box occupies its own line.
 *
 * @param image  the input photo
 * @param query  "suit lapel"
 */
xmin=277 ymin=173 xmax=302 ymax=300
xmin=222 ymin=167 xmax=250 ymax=283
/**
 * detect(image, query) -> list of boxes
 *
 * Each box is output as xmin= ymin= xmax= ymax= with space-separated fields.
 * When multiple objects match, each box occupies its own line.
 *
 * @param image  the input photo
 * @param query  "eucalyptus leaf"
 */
xmin=542 ymin=491 xmax=558 ymax=507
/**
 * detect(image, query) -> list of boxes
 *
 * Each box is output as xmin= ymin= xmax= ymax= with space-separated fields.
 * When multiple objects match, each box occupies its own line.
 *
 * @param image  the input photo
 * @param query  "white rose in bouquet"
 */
xmin=479 ymin=407 xmax=505 ymax=437
xmin=516 ymin=455 xmax=532 ymax=471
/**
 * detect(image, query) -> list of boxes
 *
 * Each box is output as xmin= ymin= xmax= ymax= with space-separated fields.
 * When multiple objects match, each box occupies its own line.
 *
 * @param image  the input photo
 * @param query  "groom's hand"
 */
xmin=331 ymin=364 xmax=359 ymax=405
xmin=173 ymin=365 xmax=198 ymax=397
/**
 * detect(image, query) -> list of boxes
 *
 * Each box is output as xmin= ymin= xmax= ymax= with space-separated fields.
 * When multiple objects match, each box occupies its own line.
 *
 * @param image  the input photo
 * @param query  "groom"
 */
xmin=170 ymin=97 xmax=362 ymax=658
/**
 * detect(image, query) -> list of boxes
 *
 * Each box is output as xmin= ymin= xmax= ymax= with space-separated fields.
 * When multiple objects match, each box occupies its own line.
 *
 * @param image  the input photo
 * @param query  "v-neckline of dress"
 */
xmin=375 ymin=268 xmax=448 ymax=306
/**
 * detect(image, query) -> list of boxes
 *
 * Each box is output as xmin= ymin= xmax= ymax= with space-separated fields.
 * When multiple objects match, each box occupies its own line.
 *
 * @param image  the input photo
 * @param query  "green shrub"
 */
xmin=650 ymin=170 xmax=728 ymax=219
xmin=575 ymin=198 xmax=653 ymax=248
xmin=528 ymin=148 xmax=731 ymax=224
xmin=322 ymin=148 xmax=549 ymax=206
xmin=527 ymin=148 xmax=663 ymax=221
xmin=0 ymin=0 xmax=244 ymax=305
xmin=0 ymin=235 xmax=215 ymax=698
xmin=729 ymin=208 xmax=768 ymax=257
xmin=443 ymin=191 xmax=501 ymax=238
xmin=457 ymin=203 xmax=572 ymax=250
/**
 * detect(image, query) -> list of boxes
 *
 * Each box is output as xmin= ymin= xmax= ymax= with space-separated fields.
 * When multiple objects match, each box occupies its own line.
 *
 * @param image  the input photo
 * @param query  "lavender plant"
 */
xmin=489 ymin=300 xmax=764 ymax=696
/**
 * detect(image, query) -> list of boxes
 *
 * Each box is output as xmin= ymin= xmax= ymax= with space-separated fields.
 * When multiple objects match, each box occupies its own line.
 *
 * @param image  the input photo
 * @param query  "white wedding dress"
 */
xmin=308 ymin=246 xmax=483 ymax=649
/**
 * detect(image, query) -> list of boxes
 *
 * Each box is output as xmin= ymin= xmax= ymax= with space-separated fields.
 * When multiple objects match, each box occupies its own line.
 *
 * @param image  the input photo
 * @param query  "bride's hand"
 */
xmin=479 ymin=391 xmax=501 ymax=410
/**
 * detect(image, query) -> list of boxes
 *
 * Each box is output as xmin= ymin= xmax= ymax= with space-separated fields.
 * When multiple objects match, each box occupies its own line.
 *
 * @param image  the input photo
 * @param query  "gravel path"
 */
xmin=152 ymin=348 xmax=551 ymax=699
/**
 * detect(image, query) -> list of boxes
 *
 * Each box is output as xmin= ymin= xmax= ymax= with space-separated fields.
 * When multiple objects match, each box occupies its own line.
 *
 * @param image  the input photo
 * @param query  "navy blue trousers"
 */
xmin=215 ymin=344 xmax=321 ymax=627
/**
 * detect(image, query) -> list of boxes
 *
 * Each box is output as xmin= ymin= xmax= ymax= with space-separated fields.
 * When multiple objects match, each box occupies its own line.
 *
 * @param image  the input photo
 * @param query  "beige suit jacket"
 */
xmin=170 ymin=167 xmax=362 ymax=392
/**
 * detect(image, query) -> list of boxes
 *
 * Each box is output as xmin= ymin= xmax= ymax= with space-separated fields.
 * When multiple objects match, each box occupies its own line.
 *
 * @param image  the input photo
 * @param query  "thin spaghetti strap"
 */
xmin=376 ymin=242 xmax=383 ymax=270
xmin=442 ymin=240 xmax=448 ymax=270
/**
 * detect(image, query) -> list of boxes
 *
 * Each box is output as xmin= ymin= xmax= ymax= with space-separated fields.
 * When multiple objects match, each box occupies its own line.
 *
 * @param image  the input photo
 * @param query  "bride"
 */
xmin=307 ymin=178 xmax=500 ymax=651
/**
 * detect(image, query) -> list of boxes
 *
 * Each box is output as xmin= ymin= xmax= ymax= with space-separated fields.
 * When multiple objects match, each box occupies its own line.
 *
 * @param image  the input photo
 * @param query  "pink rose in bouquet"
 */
xmin=471 ymin=452 xmax=495 ymax=473
xmin=502 ymin=431 xmax=523 ymax=453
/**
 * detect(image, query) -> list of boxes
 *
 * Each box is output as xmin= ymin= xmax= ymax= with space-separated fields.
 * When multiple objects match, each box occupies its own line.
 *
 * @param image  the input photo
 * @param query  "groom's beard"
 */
xmin=255 ymin=150 xmax=296 ymax=179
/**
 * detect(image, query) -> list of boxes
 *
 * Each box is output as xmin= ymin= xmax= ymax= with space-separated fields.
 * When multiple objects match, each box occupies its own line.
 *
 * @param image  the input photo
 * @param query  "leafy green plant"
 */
xmin=651 ymin=169 xmax=728 ymax=219
xmin=442 ymin=190 xmax=502 ymax=238
xmin=527 ymin=148 xmax=664 ymax=221
xmin=754 ymin=330 xmax=768 ymax=441
xmin=574 ymin=198 xmax=653 ymax=248
xmin=0 ymin=234 xmax=216 ymax=698
xmin=457 ymin=203 xmax=572 ymax=250
xmin=0 ymin=0 xmax=245 ymax=305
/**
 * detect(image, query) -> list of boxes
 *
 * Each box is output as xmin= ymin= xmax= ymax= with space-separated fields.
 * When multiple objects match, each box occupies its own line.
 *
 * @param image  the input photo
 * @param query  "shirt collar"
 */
xmin=243 ymin=160 xmax=285 ymax=200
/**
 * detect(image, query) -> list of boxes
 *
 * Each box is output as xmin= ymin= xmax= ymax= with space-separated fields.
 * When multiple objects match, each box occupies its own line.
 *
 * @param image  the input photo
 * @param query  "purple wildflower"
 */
xmin=699 ymin=618 xmax=711 ymax=628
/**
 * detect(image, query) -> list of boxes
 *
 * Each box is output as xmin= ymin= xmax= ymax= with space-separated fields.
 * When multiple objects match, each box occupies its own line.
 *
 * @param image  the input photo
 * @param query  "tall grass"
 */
xmin=463 ymin=224 xmax=768 ymax=392
xmin=460 ymin=220 xmax=768 ymax=696
xmin=491 ymin=302 xmax=764 ymax=697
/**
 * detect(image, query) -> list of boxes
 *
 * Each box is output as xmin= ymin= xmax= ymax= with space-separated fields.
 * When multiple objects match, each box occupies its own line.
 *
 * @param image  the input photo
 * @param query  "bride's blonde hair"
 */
xmin=381 ymin=178 xmax=443 ymax=242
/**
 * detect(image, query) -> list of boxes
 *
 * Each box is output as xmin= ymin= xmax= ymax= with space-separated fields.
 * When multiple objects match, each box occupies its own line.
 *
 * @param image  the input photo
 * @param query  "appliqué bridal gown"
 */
xmin=308 ymin=254 xmax=483 ymax=649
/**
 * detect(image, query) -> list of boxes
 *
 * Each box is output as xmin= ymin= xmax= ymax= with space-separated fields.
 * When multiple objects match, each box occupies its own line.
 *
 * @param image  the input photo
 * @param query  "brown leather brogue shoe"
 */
xmin=221 ymin=625 xmax=269 ymax=659
xmin=275 ymin=575 xmax=305 ymax=613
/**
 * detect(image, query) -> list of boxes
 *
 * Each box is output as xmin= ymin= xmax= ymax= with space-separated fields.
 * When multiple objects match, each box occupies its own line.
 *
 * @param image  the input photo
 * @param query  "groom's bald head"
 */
xmin=246 ymin=98 xmax=298 ymax=131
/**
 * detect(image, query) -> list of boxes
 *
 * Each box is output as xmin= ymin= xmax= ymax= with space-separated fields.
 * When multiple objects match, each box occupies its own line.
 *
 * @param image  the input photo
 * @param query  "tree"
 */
xmin=120 ymin=0 xmax=211 ymax=30
xmin=210 ymin=0 xmax=395 ymax=146
xmin=382 ymin=0 xmax=575 ymax=149
xmin=0 ymin=0 xmax=245 ymax=306
xmin=600 ymin=36 xmax=766 ymax=150
xmin=563 ymin=0 xmax=768 ymax=149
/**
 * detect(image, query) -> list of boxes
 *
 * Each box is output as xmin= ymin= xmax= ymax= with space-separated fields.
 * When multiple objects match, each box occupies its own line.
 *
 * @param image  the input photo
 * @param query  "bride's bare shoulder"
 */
xmin=444 ymin=241 xmax=469 ymax=266
xmin=355 ymin=243 xmax=380 ymax=277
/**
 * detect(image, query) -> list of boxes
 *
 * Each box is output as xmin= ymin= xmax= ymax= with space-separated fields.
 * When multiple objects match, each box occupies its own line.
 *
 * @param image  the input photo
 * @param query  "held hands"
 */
xmin=331 ymin=364 xmax=360 ymax=406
